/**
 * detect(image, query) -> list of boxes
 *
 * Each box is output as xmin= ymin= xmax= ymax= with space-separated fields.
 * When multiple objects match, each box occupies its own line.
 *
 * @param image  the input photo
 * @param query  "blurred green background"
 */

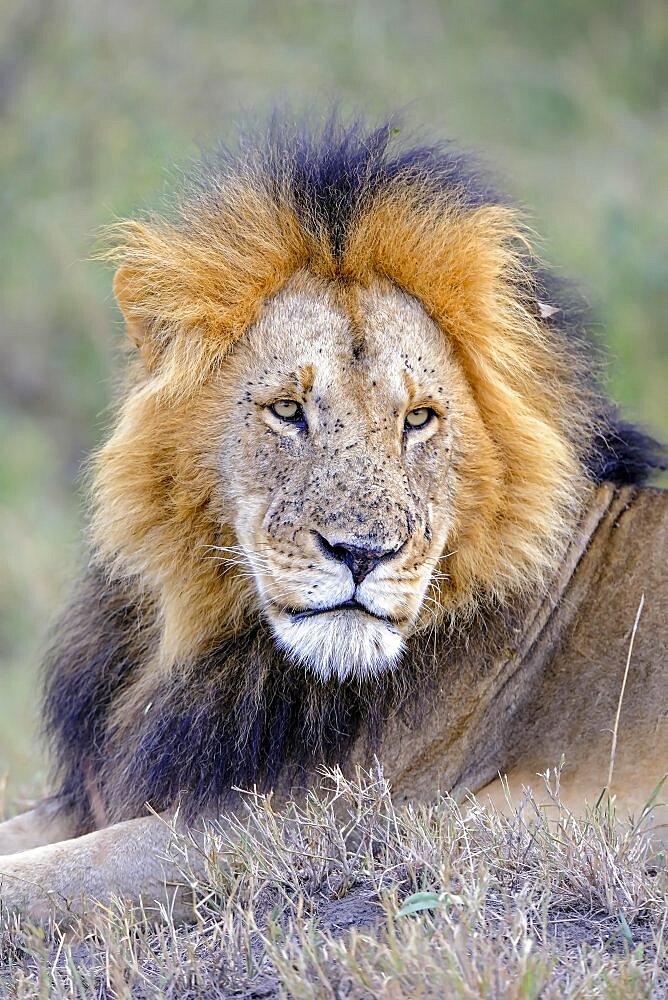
xmin=0 ymin=0 xmax=666 ymax=803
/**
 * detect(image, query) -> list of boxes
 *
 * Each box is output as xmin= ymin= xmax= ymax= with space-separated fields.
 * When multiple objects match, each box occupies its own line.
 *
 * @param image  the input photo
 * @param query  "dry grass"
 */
xmin=1 ymin=764 xmax=666 ymax=998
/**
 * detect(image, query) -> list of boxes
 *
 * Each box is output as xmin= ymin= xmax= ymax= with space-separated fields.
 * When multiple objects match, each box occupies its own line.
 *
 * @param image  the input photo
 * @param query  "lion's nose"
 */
xmin=314 ymin=534 xmax=404 ymax=584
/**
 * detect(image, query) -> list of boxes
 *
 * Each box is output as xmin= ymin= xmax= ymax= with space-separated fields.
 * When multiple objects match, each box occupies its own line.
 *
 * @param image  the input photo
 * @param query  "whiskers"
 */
xmin=424 ymin=547 xmax=457 ymax=584
xmin=202 ymin=543 xmax=308 ymax=610
xmin=203 ymin=543 xmax=272 ymax=580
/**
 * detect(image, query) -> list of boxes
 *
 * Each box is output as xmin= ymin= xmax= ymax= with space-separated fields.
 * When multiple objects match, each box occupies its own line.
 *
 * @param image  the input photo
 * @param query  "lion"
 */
xmin=1 ymin=115 xmax=666 ymax=923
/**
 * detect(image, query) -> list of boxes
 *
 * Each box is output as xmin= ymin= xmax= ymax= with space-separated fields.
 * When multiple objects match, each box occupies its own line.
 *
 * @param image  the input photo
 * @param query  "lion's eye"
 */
xmin=270 ymin=400 xmax=303 ymax=422
xmin=405 ymin=407 xmax=434 ymax=430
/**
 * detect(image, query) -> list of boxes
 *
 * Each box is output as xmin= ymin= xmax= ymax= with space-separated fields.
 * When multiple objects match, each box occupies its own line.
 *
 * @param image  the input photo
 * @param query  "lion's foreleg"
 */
xmin=0 ymin=812 xmax=205 ymax=924
xmin=0 ymin=797 xmax=80 ymax=855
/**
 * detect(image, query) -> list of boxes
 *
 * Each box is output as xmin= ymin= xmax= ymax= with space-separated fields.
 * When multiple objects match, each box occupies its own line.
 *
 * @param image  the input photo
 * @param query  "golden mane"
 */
xmin=91 ymin=118 xmax=651 ymax=667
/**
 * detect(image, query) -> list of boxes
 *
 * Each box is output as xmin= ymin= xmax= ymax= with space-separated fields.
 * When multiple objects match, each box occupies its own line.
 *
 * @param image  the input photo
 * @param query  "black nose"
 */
xmin=315 ymin=534 xmax=403 ymax=584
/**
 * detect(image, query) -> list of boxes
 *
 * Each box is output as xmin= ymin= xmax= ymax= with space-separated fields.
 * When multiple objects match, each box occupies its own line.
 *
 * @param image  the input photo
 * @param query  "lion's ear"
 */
xmin=113 ymin=264 xmax=153 ymax=354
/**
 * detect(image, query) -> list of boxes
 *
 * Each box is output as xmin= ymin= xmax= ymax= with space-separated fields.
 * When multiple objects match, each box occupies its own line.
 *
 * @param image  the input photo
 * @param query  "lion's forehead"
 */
xmin=240 ymin=277 xmax=452 ymax=401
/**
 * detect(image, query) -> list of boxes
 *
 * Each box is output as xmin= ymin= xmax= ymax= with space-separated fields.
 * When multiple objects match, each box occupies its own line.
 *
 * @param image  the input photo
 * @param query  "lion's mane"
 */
xmin=43 ymin=114 xmax=663 ymax=831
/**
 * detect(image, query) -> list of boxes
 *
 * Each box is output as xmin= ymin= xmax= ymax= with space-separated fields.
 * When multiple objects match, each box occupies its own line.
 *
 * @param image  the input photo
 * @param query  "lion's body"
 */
xmin=387 ymin=484 xmax=668 ymax=821
xmin=1 ymin=116 xmax=665 ymax=921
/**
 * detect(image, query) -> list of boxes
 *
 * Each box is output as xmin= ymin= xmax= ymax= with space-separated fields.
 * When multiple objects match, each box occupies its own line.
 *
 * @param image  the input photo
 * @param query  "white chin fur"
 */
xmin=269 ymin=609 xmax=405 ymax=682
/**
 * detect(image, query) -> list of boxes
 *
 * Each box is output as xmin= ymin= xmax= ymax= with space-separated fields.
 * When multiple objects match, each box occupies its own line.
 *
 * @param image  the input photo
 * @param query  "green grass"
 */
xmin=1 ymin=767 xmax=666 ymax=997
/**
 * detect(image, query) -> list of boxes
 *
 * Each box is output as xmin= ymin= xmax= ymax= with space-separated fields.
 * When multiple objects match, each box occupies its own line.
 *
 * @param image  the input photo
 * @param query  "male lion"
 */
xmin=1 ymin=116 xmax=666 ymax=922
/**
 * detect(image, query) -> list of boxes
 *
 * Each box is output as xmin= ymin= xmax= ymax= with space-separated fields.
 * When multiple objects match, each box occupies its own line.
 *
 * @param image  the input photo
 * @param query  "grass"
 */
xmin=1 ymin=766 xmax=666 ymax=997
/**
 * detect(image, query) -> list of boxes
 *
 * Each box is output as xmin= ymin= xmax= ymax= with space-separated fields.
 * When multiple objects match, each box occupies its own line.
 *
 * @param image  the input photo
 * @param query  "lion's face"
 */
xmin=213 ymin=274 xmax=474 ymax=680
